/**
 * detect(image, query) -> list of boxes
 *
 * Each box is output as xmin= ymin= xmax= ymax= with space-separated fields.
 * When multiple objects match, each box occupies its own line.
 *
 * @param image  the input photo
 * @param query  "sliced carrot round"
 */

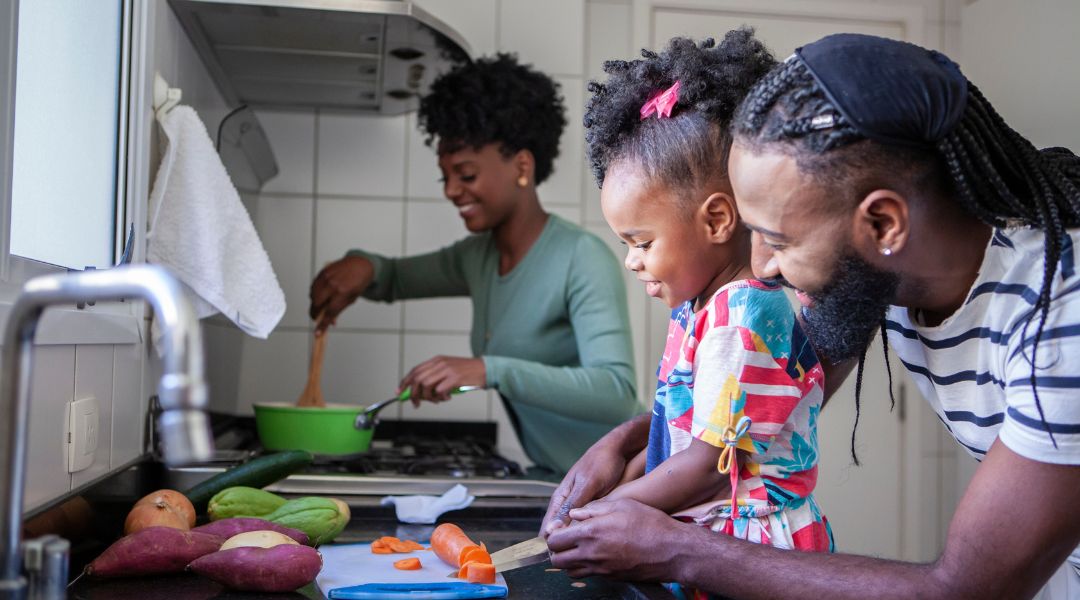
xmin=465 ymin=562 xmax=496 ymax=584
xmin=394 ymin=557 xmax=422 ymax=570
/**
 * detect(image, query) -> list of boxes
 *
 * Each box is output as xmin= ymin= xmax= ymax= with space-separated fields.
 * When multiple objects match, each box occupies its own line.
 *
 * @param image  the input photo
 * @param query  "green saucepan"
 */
xmin=252 ymin=386 xmax=479 ymax=456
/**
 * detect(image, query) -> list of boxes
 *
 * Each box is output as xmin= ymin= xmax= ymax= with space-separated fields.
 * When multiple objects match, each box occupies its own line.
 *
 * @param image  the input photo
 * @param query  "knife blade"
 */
xmin=446 ymin=536 xmax=550 ymax=577
xmin=492 ymin=536 xmax=550 ymax=573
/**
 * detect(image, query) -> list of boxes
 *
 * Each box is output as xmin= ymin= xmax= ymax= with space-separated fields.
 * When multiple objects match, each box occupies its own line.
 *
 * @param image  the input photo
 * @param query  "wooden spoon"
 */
xmin=296 ymin=329 xmax=327 ymax=408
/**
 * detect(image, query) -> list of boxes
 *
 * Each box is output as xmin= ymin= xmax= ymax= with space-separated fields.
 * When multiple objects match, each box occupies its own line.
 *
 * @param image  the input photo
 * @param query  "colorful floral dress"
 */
xmin=646 ymin=279 xmax=834 ymax=580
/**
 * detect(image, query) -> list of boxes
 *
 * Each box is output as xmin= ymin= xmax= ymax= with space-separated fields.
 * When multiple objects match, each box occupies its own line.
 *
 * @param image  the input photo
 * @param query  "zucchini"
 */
xmin=185 ymin=450 xmax=313 ymax=513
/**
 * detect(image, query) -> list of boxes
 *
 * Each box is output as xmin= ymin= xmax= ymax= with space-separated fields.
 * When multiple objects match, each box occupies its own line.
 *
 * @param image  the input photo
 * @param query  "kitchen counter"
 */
xmin=59 ymin=461 xmax=674 ymax=600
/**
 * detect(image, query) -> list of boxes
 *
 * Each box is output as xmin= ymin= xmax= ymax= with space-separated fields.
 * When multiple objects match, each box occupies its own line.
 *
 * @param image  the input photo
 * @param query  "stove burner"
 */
xmin=308 ymin=435 xmax=523 ymax=478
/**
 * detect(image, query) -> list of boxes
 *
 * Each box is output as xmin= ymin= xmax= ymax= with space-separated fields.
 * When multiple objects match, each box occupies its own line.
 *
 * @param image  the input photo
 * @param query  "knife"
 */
xmin=446 ymin=536 xmax=550 ymax=577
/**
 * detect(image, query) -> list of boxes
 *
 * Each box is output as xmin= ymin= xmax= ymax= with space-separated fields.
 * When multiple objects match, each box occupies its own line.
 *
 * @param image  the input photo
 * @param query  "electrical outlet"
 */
xmin=68 ymin=396 xmax=99 ymax=473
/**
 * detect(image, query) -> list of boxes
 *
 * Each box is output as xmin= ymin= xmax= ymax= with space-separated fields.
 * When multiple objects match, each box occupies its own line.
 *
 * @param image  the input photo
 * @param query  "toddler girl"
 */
xmin=585 ymin=31 xmax=834 ymax=582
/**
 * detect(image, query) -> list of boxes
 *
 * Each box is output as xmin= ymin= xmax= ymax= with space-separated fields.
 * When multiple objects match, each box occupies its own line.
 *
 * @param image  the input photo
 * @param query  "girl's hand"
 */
xmin=399 ymin=356 xmax=486 ymax=405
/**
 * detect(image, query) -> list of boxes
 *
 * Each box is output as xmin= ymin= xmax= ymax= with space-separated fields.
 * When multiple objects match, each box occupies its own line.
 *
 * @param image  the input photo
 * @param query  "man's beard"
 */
xmin=800 ymin=253 xmax=900 ymax=363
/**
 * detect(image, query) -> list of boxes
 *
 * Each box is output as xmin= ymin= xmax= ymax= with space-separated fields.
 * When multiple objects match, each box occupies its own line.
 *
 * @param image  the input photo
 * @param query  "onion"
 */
xmin=124 ymin=489 xmax=196 ymax=535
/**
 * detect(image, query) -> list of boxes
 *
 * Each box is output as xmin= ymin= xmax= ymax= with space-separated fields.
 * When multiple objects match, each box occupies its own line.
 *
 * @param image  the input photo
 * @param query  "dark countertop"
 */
xmin=59 ymin=461 xmax=673 ymax=600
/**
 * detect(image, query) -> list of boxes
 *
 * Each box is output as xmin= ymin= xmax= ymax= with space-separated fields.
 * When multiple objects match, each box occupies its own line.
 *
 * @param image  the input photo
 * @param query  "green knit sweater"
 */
xmin=349 ymin=215 xmax=639 ymax=473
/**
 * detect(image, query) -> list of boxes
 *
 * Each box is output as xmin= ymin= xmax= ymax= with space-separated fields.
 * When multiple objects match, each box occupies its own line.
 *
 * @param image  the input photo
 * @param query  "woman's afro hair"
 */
xmin=418 ymin=53 xmax=566 ymax=185
xmin=585 ymin=28 xmax=776 ymax=189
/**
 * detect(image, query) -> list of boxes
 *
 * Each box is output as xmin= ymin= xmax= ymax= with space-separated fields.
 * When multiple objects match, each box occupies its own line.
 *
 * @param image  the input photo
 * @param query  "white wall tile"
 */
xmin=414 ymin=0 xmax=498 ymax=57
xmin=71 ymin=345 xmax=114 ymax=488
xmin=540 ymin=77 xmax=585 ymax=208
xmin=582 ymin=172 xmax=604 ymax=224
xmin=545 ymin=203 xmax=582 ymax=224
xmin=315 ymin=198 xmax=404 ymax=330
xmin=404 ymin=200 xmax=469 ymax=253
xmin=500 ymin=0 xmax=585 ymax=76
xmin=317 ymin=113 xmax=407 ymax=197
xmin=322 ymin=331 xmax=402 ymax=407
xmin=174 ymin=14 xmax=230 ymax=133
xmin=203 ymin=322 xmax=244 ymax=414
xmin=256 ymin=195 xmax=314 ymax=328
xmin=489 ymin=392 xmax=534 ymax=468
xmin=586 ymin=0 xmax=634 ymax=79
xmin=405 ymin=114 xmax=445 ymax=200
xmin=25 ymin=346 xmax=73 ymax=510
xmin=586 ymin=222 xmax=650 ymax=407
xmin=399 ymin=201 xmax=473 ymax=332
xmin=237 ymin=330 xmax=309 ymax=414
xmin=399 ymin=333 xmax=489 ymax=422
xmin=257 ymin=110 xmax=316 ymax=195
xmin=111 ymin=344 xmax=144 ymax=468
xmin=155 ymin=2 xmax=181 ymax=85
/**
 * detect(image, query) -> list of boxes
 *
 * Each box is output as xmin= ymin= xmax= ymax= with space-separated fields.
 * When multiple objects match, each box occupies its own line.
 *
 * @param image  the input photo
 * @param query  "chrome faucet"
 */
xmin=0 ymin=265 xmax=214 ymax=599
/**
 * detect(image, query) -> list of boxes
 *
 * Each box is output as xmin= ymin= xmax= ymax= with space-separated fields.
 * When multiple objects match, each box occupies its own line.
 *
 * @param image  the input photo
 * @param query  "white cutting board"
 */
xmin=316 ymin=542 xmax=508 ymax=597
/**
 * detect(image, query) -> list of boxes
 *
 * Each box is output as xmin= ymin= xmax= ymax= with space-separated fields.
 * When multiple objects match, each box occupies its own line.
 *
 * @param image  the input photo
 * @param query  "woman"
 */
xmin=308 ymin=54 xmax=638 ymax=476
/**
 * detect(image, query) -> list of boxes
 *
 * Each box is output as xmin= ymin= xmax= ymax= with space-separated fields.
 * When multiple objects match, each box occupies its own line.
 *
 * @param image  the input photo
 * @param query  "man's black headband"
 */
xmin=794 ymin=33 xmax=968 ymax=148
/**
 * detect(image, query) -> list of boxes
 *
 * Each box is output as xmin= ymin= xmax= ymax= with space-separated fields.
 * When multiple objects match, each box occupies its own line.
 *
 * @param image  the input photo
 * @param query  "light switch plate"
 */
xmin=68 ymin=396 xmax=99 ymax=473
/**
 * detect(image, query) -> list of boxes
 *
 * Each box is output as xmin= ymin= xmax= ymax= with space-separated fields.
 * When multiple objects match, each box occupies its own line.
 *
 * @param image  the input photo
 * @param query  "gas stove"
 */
xmin=308 ymin=435 xmax=525 ymax=479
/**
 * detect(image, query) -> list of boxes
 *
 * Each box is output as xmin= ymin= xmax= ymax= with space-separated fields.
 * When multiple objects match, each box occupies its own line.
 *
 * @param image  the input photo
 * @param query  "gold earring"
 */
xmin=517 ymin=176 xmax=528 ymax=188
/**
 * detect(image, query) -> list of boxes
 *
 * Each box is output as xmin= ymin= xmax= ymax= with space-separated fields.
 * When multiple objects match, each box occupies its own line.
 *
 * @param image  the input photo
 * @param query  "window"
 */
xmin=9 ymin=0 xmax=125 ymax=270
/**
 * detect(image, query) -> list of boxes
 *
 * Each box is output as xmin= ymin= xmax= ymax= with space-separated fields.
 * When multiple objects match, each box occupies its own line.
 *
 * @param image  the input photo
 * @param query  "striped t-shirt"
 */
xmin=885 ymin=227 xmax=1080 ymax=565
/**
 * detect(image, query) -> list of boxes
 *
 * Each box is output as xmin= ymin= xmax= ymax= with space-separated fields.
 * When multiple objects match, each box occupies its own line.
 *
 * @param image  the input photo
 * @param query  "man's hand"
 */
xmin=309 ymin=256 xmax=374 ymax=333
xmin=546 ymin=499 xmax=689 ymax=580
xmin=541 ymin=415 xmax=651 ymax=537
xmin=399 ymin=356 xmax=486 ymax=403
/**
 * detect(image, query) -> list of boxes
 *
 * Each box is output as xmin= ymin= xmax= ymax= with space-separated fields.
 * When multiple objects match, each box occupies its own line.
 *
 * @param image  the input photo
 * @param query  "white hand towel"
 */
xmin=380 ymin=484 xmax=475 ymax=524
xmin=147 ymin=105 xmax=285 ymax=340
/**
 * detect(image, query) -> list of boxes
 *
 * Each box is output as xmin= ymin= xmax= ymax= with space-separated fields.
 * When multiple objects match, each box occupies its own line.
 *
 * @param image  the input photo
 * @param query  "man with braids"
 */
xmin=309 ymin=54 xmax=638 ymax=476
xmin=547 ymin=34 xmax=1080 ymax=599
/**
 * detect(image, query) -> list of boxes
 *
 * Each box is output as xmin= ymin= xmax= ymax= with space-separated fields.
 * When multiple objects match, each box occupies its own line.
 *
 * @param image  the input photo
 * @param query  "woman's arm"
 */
xmin=600 ymin=438 xmax=729 ymax=513
xmin=346 ymin=238 xmax=476 ymax=303
xmin=484 ymin=235 xmax=638 ymax=423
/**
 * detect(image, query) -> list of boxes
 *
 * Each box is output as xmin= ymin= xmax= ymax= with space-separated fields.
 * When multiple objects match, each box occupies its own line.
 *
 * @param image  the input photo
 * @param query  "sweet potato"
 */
xmin=85 ymin=527 xmax=224 ymax=578
xmin=187 ymin=544 xmax=322 ymax=592
xmin=192 ymin=517 xmax=309 ymax=545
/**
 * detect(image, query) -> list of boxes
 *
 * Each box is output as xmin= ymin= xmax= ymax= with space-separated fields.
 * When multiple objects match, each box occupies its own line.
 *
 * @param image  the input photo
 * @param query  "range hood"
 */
xmin=167 ymin=0 xmax=471 ymax=114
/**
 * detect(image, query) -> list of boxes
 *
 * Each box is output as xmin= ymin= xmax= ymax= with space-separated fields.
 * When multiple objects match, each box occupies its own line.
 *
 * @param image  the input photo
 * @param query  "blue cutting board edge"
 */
xmin=328 ymin=581 xmax=507 ymax=599
xmin=317 ymin=541 xmax=508 ymax=600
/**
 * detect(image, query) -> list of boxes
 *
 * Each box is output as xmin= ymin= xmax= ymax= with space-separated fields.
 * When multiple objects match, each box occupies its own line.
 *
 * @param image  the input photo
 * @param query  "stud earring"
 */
xmin=880 ymin=247 xmax=893 ymax=256
xmin=517 ymin=176 xmax=528 ymax=188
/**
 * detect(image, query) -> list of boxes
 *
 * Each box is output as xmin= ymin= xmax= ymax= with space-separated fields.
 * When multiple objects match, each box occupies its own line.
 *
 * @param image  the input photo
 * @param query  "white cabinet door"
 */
xmin=634 ymin=0 xmax=938 ymax=561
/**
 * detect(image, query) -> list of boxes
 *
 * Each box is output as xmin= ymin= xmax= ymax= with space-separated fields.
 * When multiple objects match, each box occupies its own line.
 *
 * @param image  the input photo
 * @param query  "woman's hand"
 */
xmin=399 ymin=356 xmax=486 ymax=404
xmin=309 ymin=256 xmax=374 ymax=334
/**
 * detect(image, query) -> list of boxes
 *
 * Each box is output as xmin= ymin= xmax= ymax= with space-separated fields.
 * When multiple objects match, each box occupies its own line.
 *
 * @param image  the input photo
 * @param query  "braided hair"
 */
xmin=418 ymin=53 xmax=566 ymax=184
xmin=585 ymin=28 xmax=776 ymax=193
xmin=734 ymin=58 xmax=1080 ymax=460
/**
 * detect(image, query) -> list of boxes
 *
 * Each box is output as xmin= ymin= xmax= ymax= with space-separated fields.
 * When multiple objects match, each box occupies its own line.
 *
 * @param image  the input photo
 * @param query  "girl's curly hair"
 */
xmin=584 ymin=28 xmax=776 ymax=191
xmin=418 ymin=53 xmax=566 ymax=184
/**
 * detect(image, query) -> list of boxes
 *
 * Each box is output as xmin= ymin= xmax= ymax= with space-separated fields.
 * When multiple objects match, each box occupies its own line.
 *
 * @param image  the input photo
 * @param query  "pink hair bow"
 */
xmin=640 ymin=81 xmax=681 ymax=120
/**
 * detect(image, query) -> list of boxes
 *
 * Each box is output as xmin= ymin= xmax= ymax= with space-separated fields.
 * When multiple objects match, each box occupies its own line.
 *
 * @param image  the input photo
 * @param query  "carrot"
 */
xmin=460 ymin=546 xmax=491 ymax=566
xmin=393 ymin=557 xmax=422 ymax=570
xmin=464 ymin=562 xmax=496 ymax=584
xmin=431 ymin=523 xmax=483 ymax=568
xmin=389 ymin=539 xmax=425 ymax=553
